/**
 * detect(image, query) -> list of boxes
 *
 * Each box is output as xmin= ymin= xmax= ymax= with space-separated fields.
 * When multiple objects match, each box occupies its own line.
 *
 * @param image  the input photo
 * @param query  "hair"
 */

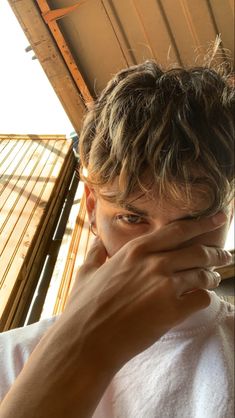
xmin=79 ymin=60 xmax=234 ymax=217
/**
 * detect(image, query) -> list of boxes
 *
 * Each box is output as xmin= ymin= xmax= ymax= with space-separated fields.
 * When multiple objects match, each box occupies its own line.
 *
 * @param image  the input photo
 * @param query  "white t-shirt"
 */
xmin=0 ymin=291 xmax=234 ymax=418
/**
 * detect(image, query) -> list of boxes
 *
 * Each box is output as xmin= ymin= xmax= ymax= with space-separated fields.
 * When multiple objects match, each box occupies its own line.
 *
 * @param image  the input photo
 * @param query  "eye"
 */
xmin=116 ymin=214 xmax=145 ymax=225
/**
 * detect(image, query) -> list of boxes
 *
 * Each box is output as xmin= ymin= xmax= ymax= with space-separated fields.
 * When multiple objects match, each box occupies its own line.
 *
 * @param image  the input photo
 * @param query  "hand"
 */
xmin=65 ymin=212 xmax=231 ymax=369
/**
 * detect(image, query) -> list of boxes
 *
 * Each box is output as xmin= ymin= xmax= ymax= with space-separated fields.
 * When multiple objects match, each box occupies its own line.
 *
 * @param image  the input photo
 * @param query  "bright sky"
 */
xmin=0 ymin=1 xmax=73 ymax=135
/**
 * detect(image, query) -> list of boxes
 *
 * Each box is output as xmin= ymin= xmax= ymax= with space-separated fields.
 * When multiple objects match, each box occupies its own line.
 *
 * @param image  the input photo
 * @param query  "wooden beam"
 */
xmin=39 ymin=1 xmax=86 ymax=23
xmin=37 ymin=0 xmax=92 ymax=103
xmin=8 ymin=0 xmax=87 ymax=133
xmin=0 ymin=134 xmax=66 ymax=141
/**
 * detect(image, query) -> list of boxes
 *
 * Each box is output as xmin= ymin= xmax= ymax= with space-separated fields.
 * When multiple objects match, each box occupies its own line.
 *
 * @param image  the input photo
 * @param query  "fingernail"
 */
xmin=212 ymin=212 xmax=227 ymax=225
xmin=223 ymin=250 xmax=233 ymax=263
xmin=212 ymin=271 xmax=221 ymax=286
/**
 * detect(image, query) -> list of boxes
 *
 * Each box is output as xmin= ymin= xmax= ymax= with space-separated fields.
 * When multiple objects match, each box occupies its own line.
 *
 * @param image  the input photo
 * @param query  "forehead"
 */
xmin=97 ymin=178 xmax=212 ymax=218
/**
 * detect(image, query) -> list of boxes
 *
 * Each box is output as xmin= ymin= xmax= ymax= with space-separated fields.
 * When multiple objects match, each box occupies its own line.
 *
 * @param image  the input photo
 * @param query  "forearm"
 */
xmin=0 ymin=313 xmax=114 ymax=418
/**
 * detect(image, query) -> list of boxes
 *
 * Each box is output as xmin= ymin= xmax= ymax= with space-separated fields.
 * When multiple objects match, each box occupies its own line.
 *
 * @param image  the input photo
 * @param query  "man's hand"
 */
xmin=65 ymin=211 xmax=231 ymax=368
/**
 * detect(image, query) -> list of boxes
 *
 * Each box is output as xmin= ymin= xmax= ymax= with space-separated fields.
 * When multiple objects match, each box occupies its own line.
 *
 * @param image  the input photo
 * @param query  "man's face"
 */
xmin=85 ymin=181 xmax=233 ymax=258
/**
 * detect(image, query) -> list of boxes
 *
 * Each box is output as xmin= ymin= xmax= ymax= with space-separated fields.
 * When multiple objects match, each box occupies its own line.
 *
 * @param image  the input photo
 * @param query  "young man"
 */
xmin=0 ymin=61 xmax=234 ymax=418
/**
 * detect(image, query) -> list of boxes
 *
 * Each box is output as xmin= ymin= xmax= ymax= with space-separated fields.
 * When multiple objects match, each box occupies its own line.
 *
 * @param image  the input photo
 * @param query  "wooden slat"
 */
xmin=0 ymin=140 xmax=10 ymax=156
xmin=40 ymin=181 xmax=92 ymax=318
xmin=0 ymin=134 xmax=66 ymax=140
xmin=0 ymin=139 xmax=9 ymax=150
xmin=40 ymin=181 xmax=84 ymax=319
xmin=0 ymin=140 xmax=64 ymax=312
xmin=37 ymin=0 xmax=93 ymax=103
xmin=8 ymin=147 xmax=75 ymax=329
xmin=55 ymin=193 xmax=88 ymax=314
xmin=0 ymin=140 xmax=32 ymax=194
xmin=0 ymin=142 xmax=61 ymax=316
xmin=0 ymin=137 xmax=74 ymax=330
xmin=0 ymin=140 xmax=39 ymax=209
xmin=67 ymin=210 xmax=92 ymax=301
xmin=0 ymin=140 xmax=26 ymax=185
xmin=0 ymin=139 xmax=51 ymax=252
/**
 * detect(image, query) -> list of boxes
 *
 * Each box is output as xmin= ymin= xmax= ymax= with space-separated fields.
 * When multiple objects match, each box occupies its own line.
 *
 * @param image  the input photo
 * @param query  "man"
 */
xmin=0 ymin=61 xmax=234 ymax=417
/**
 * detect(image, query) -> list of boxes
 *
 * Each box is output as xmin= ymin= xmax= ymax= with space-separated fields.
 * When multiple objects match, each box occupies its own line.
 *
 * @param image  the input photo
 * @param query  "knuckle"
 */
xmin=215 ymin=248 xmax=229 ymax=265
xmin=198 ymin=269 xmax=210 ymax=287
xmin=194 ymin=244 xmax=210 ymax=264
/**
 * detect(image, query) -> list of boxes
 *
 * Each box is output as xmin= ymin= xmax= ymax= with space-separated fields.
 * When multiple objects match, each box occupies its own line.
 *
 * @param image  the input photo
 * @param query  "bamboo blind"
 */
xmin=0 ymin=135 xmax=74 ymax=331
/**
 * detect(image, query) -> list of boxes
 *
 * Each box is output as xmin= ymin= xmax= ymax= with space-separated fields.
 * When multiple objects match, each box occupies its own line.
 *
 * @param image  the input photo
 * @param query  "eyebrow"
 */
xmin=119 ymin=202 xmax=149 ymax=217
xmin=177 ymin=214 xmax=198 ymax=221
xmin=100 ymin=193 xmax=200 ymax=220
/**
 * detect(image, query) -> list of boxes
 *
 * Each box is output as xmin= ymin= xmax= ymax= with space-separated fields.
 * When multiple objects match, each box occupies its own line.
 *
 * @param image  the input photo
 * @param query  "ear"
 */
xmin=84 ymin=183 xmax=97 ymax=222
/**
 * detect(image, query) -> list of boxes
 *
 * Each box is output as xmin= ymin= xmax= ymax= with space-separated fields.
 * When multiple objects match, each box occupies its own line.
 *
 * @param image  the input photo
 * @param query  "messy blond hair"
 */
xmin=79 ymin=60 xmax=234 ymax=216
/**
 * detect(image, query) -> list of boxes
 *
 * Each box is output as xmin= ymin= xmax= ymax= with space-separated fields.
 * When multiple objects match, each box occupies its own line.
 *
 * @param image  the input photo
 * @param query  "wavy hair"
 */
xmin=79 ymin=60 xmax=234 ymax=216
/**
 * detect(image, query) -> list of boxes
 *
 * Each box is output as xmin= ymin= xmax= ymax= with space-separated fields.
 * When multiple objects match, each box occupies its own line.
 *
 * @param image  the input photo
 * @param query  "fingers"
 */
xmin=179 ymin=288 xmax=211 ymax=315
xmin=171 ymin=268 xmax=221 ymax=296
xmin=162 ymin=212 xmax=228 ymax=251
xmin=130 ymin=211 xmax=228 ymax=253
xmin=157 ymin=245 xmax=232 ymax=273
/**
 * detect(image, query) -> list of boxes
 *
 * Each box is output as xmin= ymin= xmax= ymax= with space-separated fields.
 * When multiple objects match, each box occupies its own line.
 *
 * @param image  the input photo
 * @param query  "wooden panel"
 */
xmin=0 ymin=141 xmax=40 ymax=210
xmin=37 ymin=0 xmax=234 ymax=98
xmin=159 ymin=0 xmax=216 ymax=66
xmin=0 ymin=140 xmax=52 ymax=254
xmin=208 ymin=0 xmax=234 ymax=62
xmin=0 ymin=141 xmax=26 ymax=184
xmin=54 ymin=0 xmax=129 ymax=95
xmin=40 ymin=180 xmax=92 ymax=318
xmin=111 ymin=0 xmax=181 ymax=66
xmin=0 ymin=136 xmax=74 ymax=330
xmin=9 ymin=147 xmax=75 ymax=329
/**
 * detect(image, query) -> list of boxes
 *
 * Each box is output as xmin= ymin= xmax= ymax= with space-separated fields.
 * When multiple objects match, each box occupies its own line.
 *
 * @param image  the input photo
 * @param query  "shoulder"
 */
xmin=0 ymin=316 xmax=58 ymax=401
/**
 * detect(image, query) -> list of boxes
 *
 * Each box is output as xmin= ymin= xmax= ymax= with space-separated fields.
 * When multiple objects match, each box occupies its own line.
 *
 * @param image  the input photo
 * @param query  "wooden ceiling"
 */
xmin=8 ymin=0 xmax=234 ymax=132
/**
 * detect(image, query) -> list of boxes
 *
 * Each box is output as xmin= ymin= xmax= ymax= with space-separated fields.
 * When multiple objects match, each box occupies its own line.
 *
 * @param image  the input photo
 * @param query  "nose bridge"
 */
xmin=154 ymin=215 xmax=172 ymax=231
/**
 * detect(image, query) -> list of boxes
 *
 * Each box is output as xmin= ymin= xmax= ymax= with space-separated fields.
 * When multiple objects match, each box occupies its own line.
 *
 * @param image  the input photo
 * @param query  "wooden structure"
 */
xmin=40 ymin=181 xmax=94 ymax=319
xmin=8 ymin=0 xmax=234 ymax=125
xmin=2 ymin=1 xmax=234 ymax=327
xmin=0 ymin=135 xmax=75 ymax=331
